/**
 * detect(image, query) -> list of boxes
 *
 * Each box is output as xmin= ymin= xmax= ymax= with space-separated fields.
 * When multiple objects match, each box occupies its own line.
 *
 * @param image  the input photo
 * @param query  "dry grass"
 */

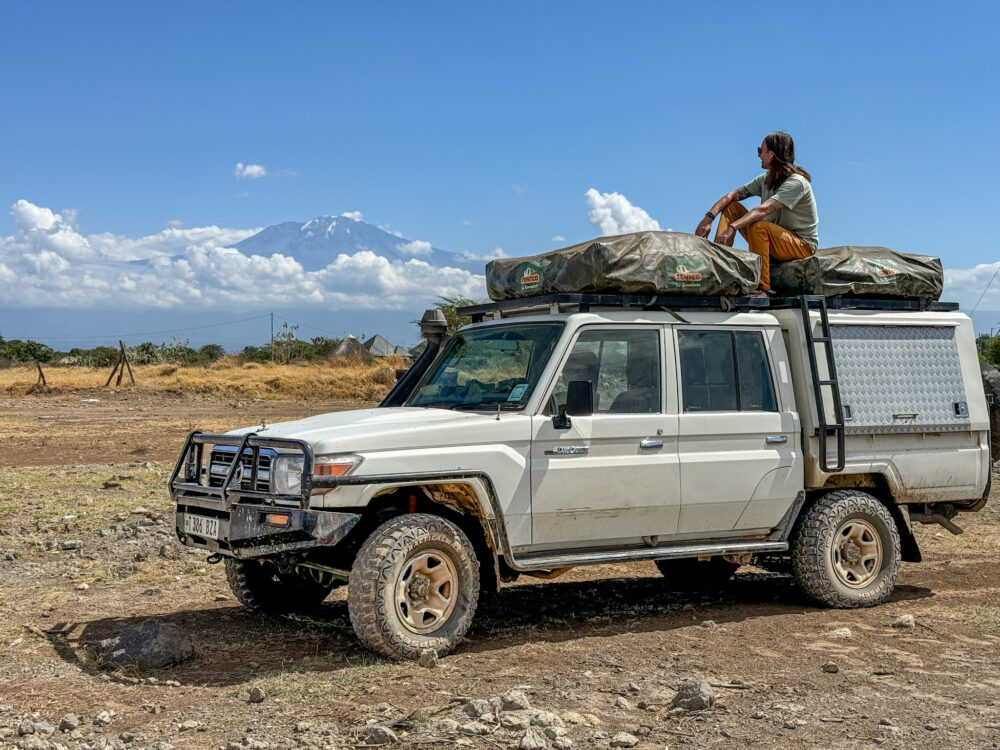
xmin=0 ymin=355 xmax=409 ymax=400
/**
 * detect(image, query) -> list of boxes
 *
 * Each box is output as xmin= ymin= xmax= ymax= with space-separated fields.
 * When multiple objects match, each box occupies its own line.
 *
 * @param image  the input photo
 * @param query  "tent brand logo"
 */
xmin=674 ymin=264 xmax=703 ymax=283
xmin=518 ymin=263 xmax=542 ymax=291
xmin=864 ymin=258 xmax=901 ymax=282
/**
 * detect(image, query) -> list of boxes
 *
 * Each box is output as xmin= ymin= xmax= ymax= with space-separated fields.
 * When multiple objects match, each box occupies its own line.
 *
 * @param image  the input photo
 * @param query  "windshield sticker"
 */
xmin=507 ymin=383 xmax=528 ymax=401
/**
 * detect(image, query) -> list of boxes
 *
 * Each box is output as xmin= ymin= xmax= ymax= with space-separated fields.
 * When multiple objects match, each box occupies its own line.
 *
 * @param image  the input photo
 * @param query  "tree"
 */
xmin=309 ymin=336 xmax=341 ymax=359
xmin=198 ymin=344 xmax=226 ymax=362
xmin=987 ymin=335 xmax=1000 ymax=369
xmin=0 ymin=338 xmax=55 ymax=363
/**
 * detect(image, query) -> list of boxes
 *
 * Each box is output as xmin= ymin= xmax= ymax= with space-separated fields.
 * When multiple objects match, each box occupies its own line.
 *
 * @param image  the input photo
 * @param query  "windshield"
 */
xmin=407 ymin=323 xmax=564 ymax=410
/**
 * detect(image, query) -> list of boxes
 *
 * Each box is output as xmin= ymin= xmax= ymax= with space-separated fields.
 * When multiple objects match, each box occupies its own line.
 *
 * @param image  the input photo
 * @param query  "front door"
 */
xmin=529 ymin=326 xmax=680 ymax=549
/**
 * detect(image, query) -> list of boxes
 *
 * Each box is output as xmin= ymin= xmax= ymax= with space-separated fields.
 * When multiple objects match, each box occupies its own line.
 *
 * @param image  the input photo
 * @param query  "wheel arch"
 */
xmin=359 ymin=480 xmax=505 ymax=592
xmin=803 ymin=476 xmax=921 ymax=563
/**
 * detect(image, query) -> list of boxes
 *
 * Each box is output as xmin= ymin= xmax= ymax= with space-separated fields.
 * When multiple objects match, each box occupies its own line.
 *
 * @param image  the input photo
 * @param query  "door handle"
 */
xmin=639 ymin=438 xmax=663 ymax=449
xmin=766 ymin=435 xmax=788 ymax=444
xmin=544 ymin=446 xmax=589 ymax=456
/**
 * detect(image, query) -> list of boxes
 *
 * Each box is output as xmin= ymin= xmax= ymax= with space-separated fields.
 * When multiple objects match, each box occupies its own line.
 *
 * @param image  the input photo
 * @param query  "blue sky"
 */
xmin=1 ymin=1 xmax=999 ymax=347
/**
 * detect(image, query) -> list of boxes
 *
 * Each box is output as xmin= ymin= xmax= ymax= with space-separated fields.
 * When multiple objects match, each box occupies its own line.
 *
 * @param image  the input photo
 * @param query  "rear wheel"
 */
xmin=348 ymin=513 xmax=479 ymax=660
xmin=225 ymin=558 xmax=337 ymax=615
xmin=792 ymin=490 xmax=901 ymax=608
xmin=654 ymin=557 xmax=740 ymax=589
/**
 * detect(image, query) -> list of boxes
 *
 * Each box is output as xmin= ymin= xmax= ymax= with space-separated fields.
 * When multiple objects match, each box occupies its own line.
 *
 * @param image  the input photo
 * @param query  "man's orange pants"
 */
xmin=718 ymin=202 xmax=814 ymax=291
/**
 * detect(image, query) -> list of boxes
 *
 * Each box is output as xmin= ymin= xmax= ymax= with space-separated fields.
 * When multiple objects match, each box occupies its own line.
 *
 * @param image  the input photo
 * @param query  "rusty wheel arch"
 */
xmin=365 ymin=483 xmax=504 ymax=592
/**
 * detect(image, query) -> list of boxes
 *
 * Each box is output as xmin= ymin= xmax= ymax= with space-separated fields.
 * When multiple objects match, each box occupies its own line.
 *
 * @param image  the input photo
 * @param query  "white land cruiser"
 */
xmin=170 ymin=294 xmax=993 ymax=660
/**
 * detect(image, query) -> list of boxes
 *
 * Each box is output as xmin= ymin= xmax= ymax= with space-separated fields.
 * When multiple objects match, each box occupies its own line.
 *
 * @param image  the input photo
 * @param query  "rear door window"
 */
xmin=678 ymin=329 xmax=776 ymax=412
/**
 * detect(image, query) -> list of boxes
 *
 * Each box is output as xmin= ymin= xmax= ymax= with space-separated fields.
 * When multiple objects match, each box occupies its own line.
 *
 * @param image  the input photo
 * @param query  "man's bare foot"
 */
xmin=747 ymin=290 xmax=769 ymax=298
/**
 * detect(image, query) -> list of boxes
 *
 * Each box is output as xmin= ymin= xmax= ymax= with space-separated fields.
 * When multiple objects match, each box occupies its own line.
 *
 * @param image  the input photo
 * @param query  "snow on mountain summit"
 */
xmin=234 ymin=214 xmax=478 ymax=272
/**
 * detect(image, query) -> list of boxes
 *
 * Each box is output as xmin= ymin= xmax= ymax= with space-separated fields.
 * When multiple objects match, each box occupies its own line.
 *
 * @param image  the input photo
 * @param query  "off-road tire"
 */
xmin=348 ymin=513 xmax=479 ymax=660
xmin=792 ymin=490 xmax=901 ymax=608
xmin=654 ymin=557 xmax=740 ymax=589
xmin=225 ymin=558 xmax=337 ymax=615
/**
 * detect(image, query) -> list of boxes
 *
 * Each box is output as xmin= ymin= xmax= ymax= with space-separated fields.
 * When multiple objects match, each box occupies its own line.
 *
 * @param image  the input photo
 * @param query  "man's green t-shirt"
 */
xmin=742 ymin=172 xmax=819 ymax=249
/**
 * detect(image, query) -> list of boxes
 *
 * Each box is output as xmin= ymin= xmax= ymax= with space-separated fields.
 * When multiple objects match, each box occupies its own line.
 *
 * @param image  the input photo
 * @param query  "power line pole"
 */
xmin=270 ymin=312 xmax=274 ymax=361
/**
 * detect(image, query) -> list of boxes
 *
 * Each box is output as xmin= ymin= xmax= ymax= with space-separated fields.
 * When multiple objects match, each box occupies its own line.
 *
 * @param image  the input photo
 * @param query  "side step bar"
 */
xmin=512 ymin=540 xmax=789 ymax=571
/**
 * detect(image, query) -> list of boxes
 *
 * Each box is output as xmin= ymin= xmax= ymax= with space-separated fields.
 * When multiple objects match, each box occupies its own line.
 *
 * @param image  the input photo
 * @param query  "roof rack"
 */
xmin=458 ymin=293 xmax=959 ymax=322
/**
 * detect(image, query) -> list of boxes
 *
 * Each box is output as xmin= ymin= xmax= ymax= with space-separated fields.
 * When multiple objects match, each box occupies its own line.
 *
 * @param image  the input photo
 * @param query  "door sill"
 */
xmin=511 ymin=539 xmax=788 ymax=571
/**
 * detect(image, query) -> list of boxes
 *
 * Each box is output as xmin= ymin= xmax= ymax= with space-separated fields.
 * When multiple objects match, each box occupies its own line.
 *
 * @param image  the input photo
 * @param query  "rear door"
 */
xmin=674 ymin=326 xmax=800 ymax=536
xmin=528 ymin=325 xmax=680 ymax=548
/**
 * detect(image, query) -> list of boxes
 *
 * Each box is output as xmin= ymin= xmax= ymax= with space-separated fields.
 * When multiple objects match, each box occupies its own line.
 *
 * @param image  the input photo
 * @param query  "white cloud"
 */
xmin=462 ymin=219 xmax=472 ymax=226
xmin=943 ymin=261 xmax=1000 ymax=312
xmin=341 ymin=211 xmax=363 ymax=221
xmin=551 ymin=235 xmax=566 ymax=242
xmin=397 ymin=240 xmax=433 ymax=257
xmin=0 ymin=200 xmax=486 ymax=312
xmin=585 ymin=188 xmax=661 ymax=236
xmin=460 ymin=247 xmax=507 ymax=262
xmin=166 ymin=218 xmax=185 ymax=229
xmin=234 ymin=162 xmax=268 ymax=179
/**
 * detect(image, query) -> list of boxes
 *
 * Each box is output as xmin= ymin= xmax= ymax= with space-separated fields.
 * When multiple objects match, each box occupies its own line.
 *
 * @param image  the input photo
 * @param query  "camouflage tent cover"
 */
xmin=770 ymin=246 xmax=943 ymax=299
xmin=486 ymin=231 xmax=761 ymax=300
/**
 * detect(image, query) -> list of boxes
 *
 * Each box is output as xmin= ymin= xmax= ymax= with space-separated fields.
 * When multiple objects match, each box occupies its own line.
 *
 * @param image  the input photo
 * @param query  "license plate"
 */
xmin=184 ymin=514 xmax=220 ymax=540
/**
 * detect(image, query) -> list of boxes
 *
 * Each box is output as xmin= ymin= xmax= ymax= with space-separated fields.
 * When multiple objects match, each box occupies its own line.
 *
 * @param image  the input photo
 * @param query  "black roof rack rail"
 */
xmin=458 ymin=293 xmax=769 ymax=322
xmin=769 ymin=296 xmax=959 ymax=312
xmin=458 ymin=293 xmax=960 ymax=322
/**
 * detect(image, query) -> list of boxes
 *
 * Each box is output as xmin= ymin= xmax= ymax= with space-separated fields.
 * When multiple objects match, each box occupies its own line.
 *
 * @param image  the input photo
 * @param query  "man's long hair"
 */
xmin=764 ymin=131 xmax=812 ymax=190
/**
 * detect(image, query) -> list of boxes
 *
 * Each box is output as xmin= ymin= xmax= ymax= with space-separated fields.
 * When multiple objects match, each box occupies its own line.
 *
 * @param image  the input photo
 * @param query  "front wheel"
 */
xmin=225 ymin=558 xmax=338 ymax=615
xmin=792 ymin=490 xmax=901 ymax=608
xmin=348 ymin=513 xmax=480 ymax=660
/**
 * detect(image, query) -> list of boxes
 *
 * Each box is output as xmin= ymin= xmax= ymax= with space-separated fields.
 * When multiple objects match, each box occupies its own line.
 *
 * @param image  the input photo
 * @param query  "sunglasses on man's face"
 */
xmin=757 ymin=147 xmax=764 ymax=156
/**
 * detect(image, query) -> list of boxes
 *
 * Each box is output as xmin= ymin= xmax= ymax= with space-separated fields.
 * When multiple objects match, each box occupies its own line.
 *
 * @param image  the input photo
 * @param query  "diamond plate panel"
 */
xmin=830 ymin=325 xmax=969 ymax=434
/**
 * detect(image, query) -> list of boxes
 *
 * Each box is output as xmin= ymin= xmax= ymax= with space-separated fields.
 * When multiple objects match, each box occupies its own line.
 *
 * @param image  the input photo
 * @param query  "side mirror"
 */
xmin=552 ymin=380 xmax=593 ymax=430
xmin=566 ymin=380 xmax=594 ymax=416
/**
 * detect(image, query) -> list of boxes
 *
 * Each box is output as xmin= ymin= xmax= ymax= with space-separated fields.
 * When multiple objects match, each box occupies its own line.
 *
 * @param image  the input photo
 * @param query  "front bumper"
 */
xmin=170 ymin=431 xmax=361 ymax=559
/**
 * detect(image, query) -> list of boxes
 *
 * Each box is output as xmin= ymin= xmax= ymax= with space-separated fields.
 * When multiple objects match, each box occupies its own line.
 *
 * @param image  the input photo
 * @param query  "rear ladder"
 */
xmin=799 ymin=295 xmax=846 ymax=472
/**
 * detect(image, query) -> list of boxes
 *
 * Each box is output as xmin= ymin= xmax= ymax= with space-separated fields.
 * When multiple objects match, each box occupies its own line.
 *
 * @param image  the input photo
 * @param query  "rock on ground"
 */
xmin=463 ymin=699 xmax=492 ymax=719
xmin=502 ymin=689 xmax=532 ymax=711
xmin=362 ymin=725 xmax=398 ymax=744
xmin=519 ymin=728 xmax=547 ymax=750
xmin=610 ymin=732 xmax=639 ymax=748
xmin=891 ymin=614 xmax=916 ymax=629
xmin=96 ymin=622 xmax=195 ymax=670
xmin=670 ymin=678 xmax=717 ymax=711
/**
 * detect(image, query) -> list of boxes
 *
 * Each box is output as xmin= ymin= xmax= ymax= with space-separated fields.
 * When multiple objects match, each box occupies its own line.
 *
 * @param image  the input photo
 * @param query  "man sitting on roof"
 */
xmin=695 ymin=131 xmax=819 ymax=295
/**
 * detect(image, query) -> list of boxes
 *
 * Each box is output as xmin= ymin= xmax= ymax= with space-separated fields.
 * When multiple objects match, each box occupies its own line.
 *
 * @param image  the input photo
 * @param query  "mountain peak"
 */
xmin=233 ymin=214 xmax=479 ymax=272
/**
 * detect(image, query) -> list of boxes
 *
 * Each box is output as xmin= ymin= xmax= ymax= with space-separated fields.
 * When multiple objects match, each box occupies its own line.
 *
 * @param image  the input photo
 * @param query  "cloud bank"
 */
xmin=0 ymin=200 xmax=486 ymax=311
xmin=585 ymin=188 xmax=661 ymax=236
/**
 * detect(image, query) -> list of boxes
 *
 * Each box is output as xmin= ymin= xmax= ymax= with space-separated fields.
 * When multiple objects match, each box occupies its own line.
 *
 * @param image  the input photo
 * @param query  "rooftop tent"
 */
xmin=770 ymin=247 xmax=944 ymax=299
xmin=486 ymin=231 xmax=761 ymax=300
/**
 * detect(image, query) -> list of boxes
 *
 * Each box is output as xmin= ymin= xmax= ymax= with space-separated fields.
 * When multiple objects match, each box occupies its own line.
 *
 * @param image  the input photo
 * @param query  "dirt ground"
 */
xmin=1 ymin=392 xmax=998 ymax=750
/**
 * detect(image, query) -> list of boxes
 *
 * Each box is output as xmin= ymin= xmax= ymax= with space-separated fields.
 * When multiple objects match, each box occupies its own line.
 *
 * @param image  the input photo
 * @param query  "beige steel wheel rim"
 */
xmin=831 ymin=518 xmax=882 ymax=589
xmin=393 ymin=550 xmax=459 ymax=635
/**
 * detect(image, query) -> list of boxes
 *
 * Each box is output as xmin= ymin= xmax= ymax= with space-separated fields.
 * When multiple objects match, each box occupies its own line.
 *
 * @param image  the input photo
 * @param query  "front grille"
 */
xmin=208 ymin=448 xmax=273 ymax=492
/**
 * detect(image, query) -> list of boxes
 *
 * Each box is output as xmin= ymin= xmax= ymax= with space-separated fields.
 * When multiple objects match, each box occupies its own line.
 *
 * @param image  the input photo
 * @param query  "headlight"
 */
xmin=312 ymin=454 xmax=363 ymax=494
xmin=272 ymin=456 xmax=304 ymax=495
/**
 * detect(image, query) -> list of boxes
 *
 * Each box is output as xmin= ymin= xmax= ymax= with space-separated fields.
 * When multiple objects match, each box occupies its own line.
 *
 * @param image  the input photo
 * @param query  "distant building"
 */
xmin=362 ymin=335 xmax=394 ymax=358
xmin=328 ymin=335 xmax=372 ymax=362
